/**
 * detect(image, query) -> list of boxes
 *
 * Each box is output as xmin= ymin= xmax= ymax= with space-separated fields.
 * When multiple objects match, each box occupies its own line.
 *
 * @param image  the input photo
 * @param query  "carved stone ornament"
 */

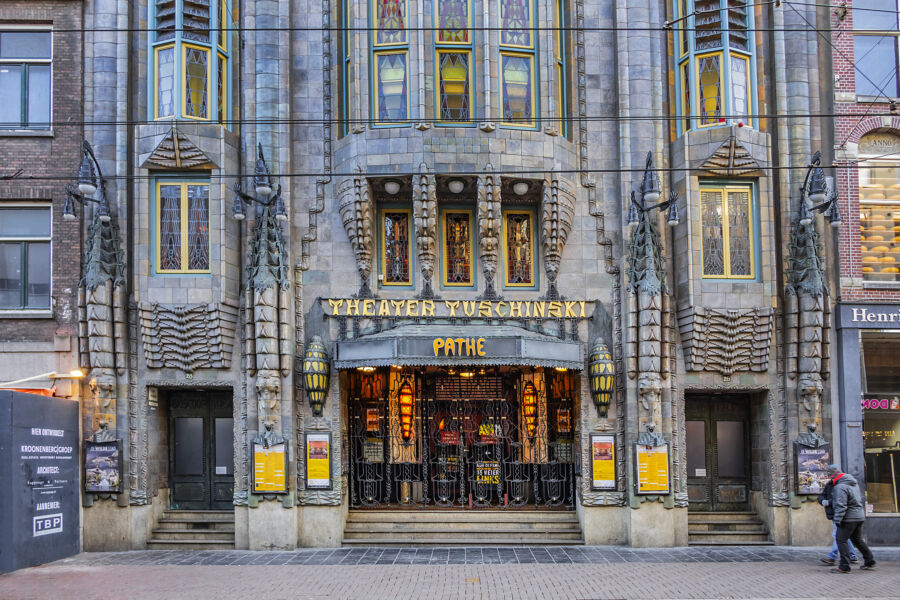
xmin=541 ymin=178 xmax=576 ymax=299
xmin=477 ymin=166 xmax=501 ymax=299
xmin=138 ymin=302 xmax=239 ymax=371
xmin=337 ymin=168 xmax=376 ymax=296
xmin=678 ymin=306 xmax=774 ymax=376
xmin=413 ymin=164 xmax=438 ymax=298
xmin=142 ymin=126 xmax=215 ymax=169
xmin=699 ymin=134 xmax=762 ymax=177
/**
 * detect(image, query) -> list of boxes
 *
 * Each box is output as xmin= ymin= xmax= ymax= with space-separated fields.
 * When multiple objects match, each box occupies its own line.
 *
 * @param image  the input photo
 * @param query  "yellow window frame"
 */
xmin=218 ymin=52 xmax=228 ymax=124
xmin=434 ymin=0 xmax=472 ymax=45
xmin=155 ymin=181 xmax=212 ymax=274
xmin=441 ymin=209 xmax=475 ymax=287
xmin=181 ymin=42 xmax=212 ymax=121
xmin=373 ymin=50 xmax=410 ymax=125
xmin=499 ymin=51 xmax=536 ymax=128
xmin=154 ymin=43 xmax=176 ymax=120
xmin=554 ymin=0 xmax=564 ymax=127
xmin=379 ymin=207 xmax=414 ymax=286
xmin=679 ymin=59 xmax=691 ymax=132
xmin=699 ymin=185 xmax=755 ymax=280
xmin=498 ymin=0 xmax=535 ymax=50
xmin=435 ymin=49 xmax=474 ymax=125
xmin=371 ymin=0 xmax=409 ymax=48
xmin=501 ymin=209 xmax=537 ymax=287
xmin=694 ymin=50 xmax=724 ymax=129
xmin=218 ymin=0 xmax=228 ymax=50
xmin=677 ymin=0 xmax=688 ymax=58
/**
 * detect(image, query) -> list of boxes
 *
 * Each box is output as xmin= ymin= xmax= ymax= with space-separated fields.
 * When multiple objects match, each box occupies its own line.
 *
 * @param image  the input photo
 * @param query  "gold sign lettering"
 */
xmin=432 ymin=337 xmax=487 ymax=357
xmin=323 ymin=299 xmax=594 ymax=320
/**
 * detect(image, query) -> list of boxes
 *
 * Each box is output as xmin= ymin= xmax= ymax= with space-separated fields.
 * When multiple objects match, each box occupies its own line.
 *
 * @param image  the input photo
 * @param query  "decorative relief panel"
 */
xmin=699 ymin=134 xmax=762 ymax=177
xmin=142 ymin=127 xmax=215 ymax=169
xmin=337 ymin=170 xmax=376 ymax=295
xmin=139 ymin=301 xmax=239 ymax=371
xmin=541 ymin=178 xmax=576 ymax=298
xmin=678 ymin=306 xmax=773 ymax=376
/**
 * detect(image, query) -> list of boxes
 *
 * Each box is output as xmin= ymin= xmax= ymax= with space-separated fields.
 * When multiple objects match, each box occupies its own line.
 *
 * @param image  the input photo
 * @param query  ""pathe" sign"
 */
xmin=433 ymin=337 xmax=486 ymax=357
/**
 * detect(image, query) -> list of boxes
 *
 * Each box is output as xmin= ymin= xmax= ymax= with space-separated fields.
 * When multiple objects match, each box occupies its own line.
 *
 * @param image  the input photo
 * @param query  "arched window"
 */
xmin=151 ymin=0 xmax=233 ymax=125
xmin=499 ymin=0 xmax=537 ymax=128
xmin=674 ymin=0 xmax=755 ymax=134
xmin=371 ymin=0 xmax=409 ymax=125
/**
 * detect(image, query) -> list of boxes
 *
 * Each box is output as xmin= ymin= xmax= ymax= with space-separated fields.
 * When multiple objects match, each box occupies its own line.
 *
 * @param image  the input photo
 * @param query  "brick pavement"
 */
xmin=1 ymin=546 xmax=898 ymax=600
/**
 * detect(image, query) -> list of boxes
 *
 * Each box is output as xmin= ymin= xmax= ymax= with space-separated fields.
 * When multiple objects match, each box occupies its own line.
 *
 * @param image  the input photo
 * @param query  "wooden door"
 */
xmin=686 ymin=395 xmax=750 ymax=511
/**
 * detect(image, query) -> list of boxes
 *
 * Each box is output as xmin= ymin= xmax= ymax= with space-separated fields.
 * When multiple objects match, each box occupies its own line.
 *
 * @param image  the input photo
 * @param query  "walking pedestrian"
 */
xmin=826 ymin=464 xmax=877 ymax=574
xmin=817 ymin=473 xmax=858 ymax=565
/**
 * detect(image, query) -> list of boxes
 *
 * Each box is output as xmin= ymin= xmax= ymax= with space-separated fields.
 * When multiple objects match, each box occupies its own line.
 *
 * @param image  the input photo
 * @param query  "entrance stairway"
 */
xmin=688 ymin=510 xmax=773 ymax=545
xmin=343 ymin=510 xmax=583 ymax=546
xmin=147 ymin=510 xmax=235 ymax=550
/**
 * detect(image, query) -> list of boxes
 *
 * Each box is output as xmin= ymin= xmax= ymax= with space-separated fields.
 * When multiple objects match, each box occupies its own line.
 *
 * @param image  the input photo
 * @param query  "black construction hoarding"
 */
xmin=0 ymin=391 xmax=80 ymax=573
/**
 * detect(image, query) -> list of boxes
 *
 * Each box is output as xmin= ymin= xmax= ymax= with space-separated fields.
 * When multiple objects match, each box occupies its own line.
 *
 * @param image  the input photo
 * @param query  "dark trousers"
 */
xmin=836 ymin=521 xmax=875 ymax=571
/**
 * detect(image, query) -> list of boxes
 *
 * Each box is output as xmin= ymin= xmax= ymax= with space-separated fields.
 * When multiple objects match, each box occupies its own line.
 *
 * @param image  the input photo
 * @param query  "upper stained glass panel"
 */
xmin=437 ymin=0 xmax=469 ymax=43
xmin=376 ymin=0 xmax=407 ymax=45
xmin=500 ymin=0 xmax=532 ymax=47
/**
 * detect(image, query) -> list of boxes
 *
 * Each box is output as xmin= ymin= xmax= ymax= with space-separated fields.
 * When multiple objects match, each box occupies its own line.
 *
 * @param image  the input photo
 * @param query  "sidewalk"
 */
xmin=1 ymin=546 xmax=898 ymax=600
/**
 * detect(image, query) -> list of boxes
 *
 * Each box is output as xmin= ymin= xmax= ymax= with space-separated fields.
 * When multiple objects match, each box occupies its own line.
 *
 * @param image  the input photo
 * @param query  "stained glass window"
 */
xmin=501 ymin=54 xmax=533 ymax=126
xmin=701 ymin=186 xmax=754 ymax=279
xmin=184 ymin=46 xmax=209 ymax=118
xmin=500 ymin=0 xmax=532 ymax=47
xmin=376 ymin=53 xmax=408 ymax=122
xmin=698 ymin=54 xmax=721 ymax=126
xmin=152 ymin=1 xmax=231 ymax=123
xmin=375 ymin=0 xmax=407 ymax=45
xmin=383 ymin=211 xmax=411 ymax=285
xmin=438 ymin=52 xmax=471 ymax=122
xmin=437 ymin=0 xmax=468 ymax=43
xmin=444 ymin=212 xmax=473 ymax=286
xmin=157 ymin=182 xmax=211 ymax=274
xmin=504 ymin=212 xmax=534 ymax=286
xmin=675 ymin=1 xmax=755 ymax=133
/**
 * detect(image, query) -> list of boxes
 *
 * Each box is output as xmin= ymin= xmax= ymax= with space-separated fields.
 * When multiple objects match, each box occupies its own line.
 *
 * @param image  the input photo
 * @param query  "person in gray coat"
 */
xmin=828 ymin=464 xmax=877 ymax=573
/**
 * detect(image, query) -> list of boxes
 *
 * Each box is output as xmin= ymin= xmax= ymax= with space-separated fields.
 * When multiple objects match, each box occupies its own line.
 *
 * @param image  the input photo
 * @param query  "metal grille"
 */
xmin=505 ymin=212 xmax=533 ymax=285
xmin=183 ymin=0 xmax=211 ymax=42
xmin=155 ymin=0 xmax=177 ymax=41
xmin=349 ymin=369 xmax=575 ymax=510
xmin=694 ymin=0 xmax=722 ymax=50
xmin=445 ymin=212 xmax=472 ymax=284
xmin=383 ymin=212 xmax=410 ymax=283
xmin=727 ymin=0 xmax=748 ymax=51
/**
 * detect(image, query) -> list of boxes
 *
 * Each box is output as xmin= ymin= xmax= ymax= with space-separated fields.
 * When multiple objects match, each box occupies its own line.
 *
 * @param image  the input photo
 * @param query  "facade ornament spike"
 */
xmin=413 ymin=163 xmax=438 ymax=298
xmin=338 ymin=167 xmax=376 ymax=297
xmin=477 ymin=165 xmax=501 ymax=300
xmin=541 ymin=177 xmax=576 ymax=300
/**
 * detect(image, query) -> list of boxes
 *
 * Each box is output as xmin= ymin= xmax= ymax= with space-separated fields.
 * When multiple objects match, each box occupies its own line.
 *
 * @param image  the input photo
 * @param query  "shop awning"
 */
xmin=333 ymin=324 xmax=584 ymax=370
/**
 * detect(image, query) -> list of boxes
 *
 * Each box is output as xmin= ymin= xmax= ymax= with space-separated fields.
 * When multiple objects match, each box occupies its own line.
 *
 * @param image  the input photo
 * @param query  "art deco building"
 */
xmin=0 ymin=0 xmax=852 ymax=549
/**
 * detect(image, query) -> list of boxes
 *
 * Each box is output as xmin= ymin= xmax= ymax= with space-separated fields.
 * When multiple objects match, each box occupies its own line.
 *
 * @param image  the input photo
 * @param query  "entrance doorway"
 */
xmin=168 ymin=390 xmax=234 ymax=510
xmin=685 ymin=394 xmax=751 ymax=511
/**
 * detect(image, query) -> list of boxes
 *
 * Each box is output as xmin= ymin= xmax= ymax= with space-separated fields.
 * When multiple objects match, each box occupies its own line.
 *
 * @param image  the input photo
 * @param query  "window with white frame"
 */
xmin=673 ymin=0 xmax=755 ymax=134
xmin=151 ymin=0 xmax=233 ymax=124
xmin=0 ymin=206 xmax=51 ymax=309
xmin=0 ymin=31 xmax=51 ymax=130
xmin=853 ymin=0 xmax=900 ymax=98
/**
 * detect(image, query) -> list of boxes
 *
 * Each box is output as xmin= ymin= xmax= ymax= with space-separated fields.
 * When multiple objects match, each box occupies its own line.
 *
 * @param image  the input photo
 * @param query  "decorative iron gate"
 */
xmin=348 ymin=368 xmax=576 ymax=509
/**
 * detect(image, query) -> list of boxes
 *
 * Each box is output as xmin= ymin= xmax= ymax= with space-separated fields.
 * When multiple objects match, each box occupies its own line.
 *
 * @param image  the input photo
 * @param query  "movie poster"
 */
xmin=306 ymin=432 xmax=331 ymax=489
xmin=590 ymin=434 xmax=616 ymax=490
xmin=635 ymin=444 xmax=669 ymax=495
xmin=84 ymin=440 xmax=122 ymax=493
xmin=796 ymin=443 xmax=832 ymax=495
xmin=252 ymin=442 xmax=286 ymax=493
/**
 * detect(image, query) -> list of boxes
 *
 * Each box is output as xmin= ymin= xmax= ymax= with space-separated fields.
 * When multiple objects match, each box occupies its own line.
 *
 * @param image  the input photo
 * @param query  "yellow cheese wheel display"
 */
xmin=880 ymin=256 xmax=896 ymax=263
xmin=892 ymin=247 xmax=900 ymax=253
xmin=871 ymin=246 xmax=890 ymax=253
xmin=863 ymin=256 xmax=879 ymax=263
xmin=881 ymin=267 xmax=899 ymax=274
xmin=870 ymin=225 xmax=887 ymax=231
xmin=861 ymin=246 xmax=868 ymax=252
xmin=862 ymin=267 xmax=875 ymax=273
xmin=867 ymin=235 xmax=885 ymax=242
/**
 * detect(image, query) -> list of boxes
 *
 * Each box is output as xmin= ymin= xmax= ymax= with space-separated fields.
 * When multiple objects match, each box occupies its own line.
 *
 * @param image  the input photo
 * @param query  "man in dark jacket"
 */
xmin=817 ymin=477 xmax=858 ymax=565
xmin=828 ymin=465 xmax=877 ymax=573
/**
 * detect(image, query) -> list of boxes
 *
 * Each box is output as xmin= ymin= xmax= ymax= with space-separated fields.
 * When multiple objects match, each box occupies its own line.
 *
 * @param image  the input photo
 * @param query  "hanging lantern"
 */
xmin=398 ymin=380 xmax=414 ymax=442
xmin=522 ymin=381 xmax=537 ymax=438
xmin=589 ymin=341 xmax=615 ymax=418
xmin=303 ymin=336 xmax=330 ymax=417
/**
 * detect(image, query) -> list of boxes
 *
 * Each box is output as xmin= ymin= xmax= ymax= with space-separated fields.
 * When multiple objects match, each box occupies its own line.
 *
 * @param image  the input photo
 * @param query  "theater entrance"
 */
xmin=347 ymin=367 xmax=577 ymax=509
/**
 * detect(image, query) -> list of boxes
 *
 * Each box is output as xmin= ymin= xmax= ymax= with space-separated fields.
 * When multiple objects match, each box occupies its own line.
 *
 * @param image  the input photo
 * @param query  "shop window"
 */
xmin=673 ymin=1 xmax=756 ymax=134
xmin=859 ymin=162 xmax=900 ymax=282
xmin=380 ymin=208 xmax=413 ymax=286
xmin=500 ymin=0 xmax=537 ymax=128
xmin=554 ymin=0 xmax=571 ymax=139
xmin=862 ymin=333 xmax=900 ymax=514
xmin=151 ymin=0 xmax=232 ymax=125
xmin=337 ymin=0 xmax=351 ymax=137
xmin=442 ymin=209 xmax=474 ymax=287
xmin=372 ymin=0 xmax=409 ymax=125
xmin=502 ymin=209 xmax=536 ymax=287
xmin=853 ymin=0 xmax=900 ymax=98
xmin=155 ymin=182 xmax=211 ymax=274
xmin=0 ymin=31 xmax=52 ymax=129
xmin=0 ymin=206 xmax=51 ymax=309
xmin=700 ymin=185 xmax=755 ymax=279
xmin=435 ymin=0 xmax=473 ymax=124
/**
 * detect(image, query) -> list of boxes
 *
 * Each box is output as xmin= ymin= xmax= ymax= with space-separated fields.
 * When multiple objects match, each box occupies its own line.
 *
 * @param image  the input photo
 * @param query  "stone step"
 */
xmin=688 ymin=539 xmax=775 ymax=546
xmin=687 ymin=512 xmax=758 ymax=523
xmin=346 ymin=510 xmax=577 ymax=524
xmin=155 ymin=519 xmax=236 ymax=531
xmin=344 ymin=521 xmax=580 ymax=533
xmin=150 ymin=529 xmax=236 ymax=541
xmin=147 ymin=539 xmax=235 ymax=551
xmin=688 ymin=530 xmax=771 ymax=544
xmin=688 ymin=521 xmax=765 ymax=532
xmin=161 ymin=510 xmax=235 ymax=522
xmin=343 ymin=528 xmax=583 ymax=540
xmin=342 ymin=536 xmax=583 ymax=546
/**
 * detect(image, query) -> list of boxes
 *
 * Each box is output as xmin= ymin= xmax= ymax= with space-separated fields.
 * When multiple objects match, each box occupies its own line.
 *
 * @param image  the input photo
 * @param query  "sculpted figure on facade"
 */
xmin=413 ymin=164 xmax=438 ymax=297
xmin=477 ymin=167 xmax=501 ymax=299
xmin=338 ymin=168 xmax=375 ymax=296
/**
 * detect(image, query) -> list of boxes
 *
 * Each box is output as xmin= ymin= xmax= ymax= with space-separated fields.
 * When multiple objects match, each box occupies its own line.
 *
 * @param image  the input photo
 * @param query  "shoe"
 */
xmin=860 ymin=563 xmax=877 ymax=571
xmin=830 ymin=568 xmax=851 ymax=574
xmin=820 ymin=557 xmax=836 ymax=565
xmin=850 ymin=558 xmax=859 ymax=563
